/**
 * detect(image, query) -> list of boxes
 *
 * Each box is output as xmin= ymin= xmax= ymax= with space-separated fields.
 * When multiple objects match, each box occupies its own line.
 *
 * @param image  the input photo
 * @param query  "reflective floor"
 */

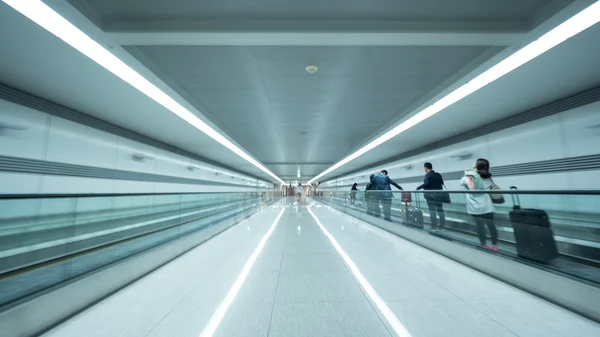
xmin=43 ymin=198 xmax=600 ymax=337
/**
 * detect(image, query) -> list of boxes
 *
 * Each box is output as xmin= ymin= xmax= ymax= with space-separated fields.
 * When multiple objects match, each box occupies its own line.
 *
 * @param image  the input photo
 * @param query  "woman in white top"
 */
xmin=296 ymin=183 xmax=302 ymax=203
xmin=461 ymin=158 xmax=498 ymax=251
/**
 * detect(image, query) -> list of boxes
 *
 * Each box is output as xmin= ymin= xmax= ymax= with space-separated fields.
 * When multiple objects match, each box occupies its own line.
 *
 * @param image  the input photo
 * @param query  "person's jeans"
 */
xmin=472 ymin=212 xmax=498 ymax=246
xmin=366 ymin=198 xmax=374 ymax=215
xmin=371 ymin=198 xmax=381 ymax=217
xmin=380 ymin=196 xmax=392 ymax=220
xmin=427 ymin=200 xmax=446 ymax=229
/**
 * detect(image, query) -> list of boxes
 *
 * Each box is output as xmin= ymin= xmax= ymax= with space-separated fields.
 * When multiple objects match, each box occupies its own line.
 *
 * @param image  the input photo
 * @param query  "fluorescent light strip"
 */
xmin=306 ymin=207 xmax=412 ymax=337
xmin=199 ymin=207 xmax=285 ymax=337
xmin=3 ymin=0 xmax=284 ymax=185
xmin=308 ymin=1 xmax=600 ymax=184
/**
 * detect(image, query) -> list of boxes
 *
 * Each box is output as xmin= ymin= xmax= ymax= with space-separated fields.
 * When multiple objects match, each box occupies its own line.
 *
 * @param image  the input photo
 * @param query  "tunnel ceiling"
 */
xmin=3 ymin=0 xmax=598 ymax=183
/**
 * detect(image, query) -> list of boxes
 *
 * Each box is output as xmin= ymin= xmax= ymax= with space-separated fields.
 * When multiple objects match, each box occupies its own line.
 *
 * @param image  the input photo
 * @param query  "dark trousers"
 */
xmin=472 ymin=212 xmax=498 ymax=245
xmin=380 ymin=197 xmax=392 ymax=221
xmin=427 ymin=200 xmax=446 ymax=229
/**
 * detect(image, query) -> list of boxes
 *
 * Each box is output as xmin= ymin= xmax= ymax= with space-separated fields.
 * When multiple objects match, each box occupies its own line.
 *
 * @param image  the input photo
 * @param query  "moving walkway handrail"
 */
xmin=332 ymin=189 xmax=600 ymax=195
xmin=0 ymin=191 xmax=268 ymax=198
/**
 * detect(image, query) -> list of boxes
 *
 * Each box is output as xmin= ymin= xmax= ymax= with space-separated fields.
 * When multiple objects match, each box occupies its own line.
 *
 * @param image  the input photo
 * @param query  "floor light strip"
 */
xmin=199 ymin=207 xmax=285 ymax=337
xmin=308 ymin=1 xmax=600 ymax=183
xmin=307 ymin=207 xmax=412 ymax=337
xmin=2 ymin=0 xmax=284 ymax=184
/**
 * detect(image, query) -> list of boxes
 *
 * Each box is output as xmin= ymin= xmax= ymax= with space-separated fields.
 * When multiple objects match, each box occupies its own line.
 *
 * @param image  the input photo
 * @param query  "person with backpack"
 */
xmin=461 ymin=158 xmax=498 ymax=251
xmin=417 ymin=162 xmax=446 ymax=231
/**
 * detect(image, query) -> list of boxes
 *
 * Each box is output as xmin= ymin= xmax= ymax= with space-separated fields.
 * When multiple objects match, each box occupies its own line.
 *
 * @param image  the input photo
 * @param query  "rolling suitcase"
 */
xmin=509 ymin=187 xmax=559 ymax=263
xmin=405 ymin=194 xmax=424 ymax=229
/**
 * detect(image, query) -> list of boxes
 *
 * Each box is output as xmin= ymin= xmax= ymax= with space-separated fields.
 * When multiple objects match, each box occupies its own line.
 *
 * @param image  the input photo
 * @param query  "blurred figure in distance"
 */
xmin=350 ymin=183 xmax=358 ymax=205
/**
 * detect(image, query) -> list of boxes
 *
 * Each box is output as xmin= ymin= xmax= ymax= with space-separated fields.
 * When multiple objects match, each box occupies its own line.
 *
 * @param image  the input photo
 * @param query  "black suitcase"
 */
xmin=509 ymin=187 xmax=559 ymax=263
xmin=405 ymin=196 xmax=424 ymax=228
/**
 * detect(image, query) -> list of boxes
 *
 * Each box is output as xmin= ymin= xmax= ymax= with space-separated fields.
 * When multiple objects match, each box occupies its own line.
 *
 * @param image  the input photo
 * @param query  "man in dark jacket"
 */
xmin=372 ymin=170 xmax=403 ymax=221
xmin=417 ymin=162 xmax=446 ymax=231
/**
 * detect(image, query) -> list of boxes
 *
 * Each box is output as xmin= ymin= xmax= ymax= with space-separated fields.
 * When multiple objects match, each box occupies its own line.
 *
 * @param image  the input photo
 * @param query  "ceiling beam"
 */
xmin=110 ymin=32 xmax=522 ymax=47
xmin=105 ymin=20 xmax=526 ymax=47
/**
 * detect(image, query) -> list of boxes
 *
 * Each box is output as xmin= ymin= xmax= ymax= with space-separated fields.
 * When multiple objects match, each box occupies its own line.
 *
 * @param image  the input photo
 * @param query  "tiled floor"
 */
xmin=43 ymin=199 xmax=600 ymax=337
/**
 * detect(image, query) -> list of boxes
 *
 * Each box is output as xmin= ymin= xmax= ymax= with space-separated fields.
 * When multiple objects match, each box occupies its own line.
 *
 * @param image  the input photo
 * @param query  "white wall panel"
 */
xmin=1 ymin=98 xmax=272 ymax=195
xmin=41 ymin=176 xmax=116 ymax=194
xmin=488 ymin=114 xmax=565 ymax=166
xmin=115 ymin=137 xmax=157 ymax=174
xmin=0 ymin=100 xmax=49 ymax=160
xmin=46 ymin=116 xmax=119 ymax=169
xmin=0 ymin=173 xmax=42 ymax=194
xmin=113 ymin=179 xmax=154 ymax=194
xmin=153 ymin=149 xmax=183 ymax=177
xmin=560 ymin=102 xmax=600 ymax=158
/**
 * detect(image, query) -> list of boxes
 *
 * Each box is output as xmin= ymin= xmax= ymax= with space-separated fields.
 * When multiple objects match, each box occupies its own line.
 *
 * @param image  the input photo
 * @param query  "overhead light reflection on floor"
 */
xmin=307 ymin=208 xmax=412 ymax=337
xmin=199 ymin=207 xmax=286 ymax=337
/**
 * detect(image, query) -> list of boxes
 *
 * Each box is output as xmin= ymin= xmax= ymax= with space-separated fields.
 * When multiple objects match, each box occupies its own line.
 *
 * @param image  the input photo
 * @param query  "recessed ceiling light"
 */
xmin=309 ymin=1 xmax=600 ymax=184
xmin=306 ymin=65 xmax=318 ymax=74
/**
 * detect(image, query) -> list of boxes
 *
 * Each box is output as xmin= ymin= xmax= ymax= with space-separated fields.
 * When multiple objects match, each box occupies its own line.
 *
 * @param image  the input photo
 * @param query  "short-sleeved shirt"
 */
xmin=461 ymin=170 xmax=494 ymax=215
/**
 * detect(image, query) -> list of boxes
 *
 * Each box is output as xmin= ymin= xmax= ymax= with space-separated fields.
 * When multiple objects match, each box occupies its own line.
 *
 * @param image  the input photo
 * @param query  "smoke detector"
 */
xmin=305 ymin=65 xmax=318 ymax=74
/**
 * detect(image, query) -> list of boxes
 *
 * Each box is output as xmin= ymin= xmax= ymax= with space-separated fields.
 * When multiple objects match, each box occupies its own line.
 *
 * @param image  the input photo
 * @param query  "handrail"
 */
xmin=327 ymin=189 xmax=600 ymax=195
xmin=0 ymin=191 xmax=269 ymax=199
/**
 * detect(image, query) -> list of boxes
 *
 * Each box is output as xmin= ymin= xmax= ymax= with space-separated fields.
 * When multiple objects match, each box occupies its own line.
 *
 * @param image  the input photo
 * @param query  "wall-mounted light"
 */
xmin=0 ymin=122 xmax=28 ymax=131
xmin=449 ymin=151 xmax=473 ymax=160
xmin=187 ymin=165 xmax=200 ymax=171
xmin=403 ymin=165 xmax=413 ymax=170
xmin=586 ymin=122 xmax=600 ymax=129
xmin=132 ymin=153 xmax=155 ymax=162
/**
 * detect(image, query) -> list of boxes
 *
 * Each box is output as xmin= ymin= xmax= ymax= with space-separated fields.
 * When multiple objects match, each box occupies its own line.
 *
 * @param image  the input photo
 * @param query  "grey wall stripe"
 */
xmin=326 ymin=154 xmax=600 ymax=187
xmin=0 ymin=155 xmax=254 ymax=188
xmin=332 ymin=86 xmax=600 ymax=181
xmin=0 ymin=84 xmax=265 ymax=182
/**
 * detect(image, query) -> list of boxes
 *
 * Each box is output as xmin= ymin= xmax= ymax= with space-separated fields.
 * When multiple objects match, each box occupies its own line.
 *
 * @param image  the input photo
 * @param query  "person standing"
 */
xmin=296 ymin=183 xmax=303 ymax=203
xmin=372 ymin=170 xmax=403 ymax=221
xmin=461 ymin=158 xmax=498 ymax=251
xmin=365 ymin=174 xmax=377 ymax=216
xmin=417 ymin=162 xmax=446 ymax=231
xmin=350 ymin=183 xmax=358 ymax=205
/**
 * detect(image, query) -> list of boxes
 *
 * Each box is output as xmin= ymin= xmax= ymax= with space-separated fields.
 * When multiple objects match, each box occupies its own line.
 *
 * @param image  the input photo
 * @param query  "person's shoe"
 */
xmin=489 ymin=245 xmax=499 ymax=252
xmin=430 ymin=228 xmax=439 ymax=232
xmin=384 ymin=218 xmax=392 ymax=222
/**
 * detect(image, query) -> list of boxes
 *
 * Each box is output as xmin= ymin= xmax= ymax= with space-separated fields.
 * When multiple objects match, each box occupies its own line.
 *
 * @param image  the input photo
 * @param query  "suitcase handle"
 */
xmin=510 ymin=186 xmax=521 ymax=209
